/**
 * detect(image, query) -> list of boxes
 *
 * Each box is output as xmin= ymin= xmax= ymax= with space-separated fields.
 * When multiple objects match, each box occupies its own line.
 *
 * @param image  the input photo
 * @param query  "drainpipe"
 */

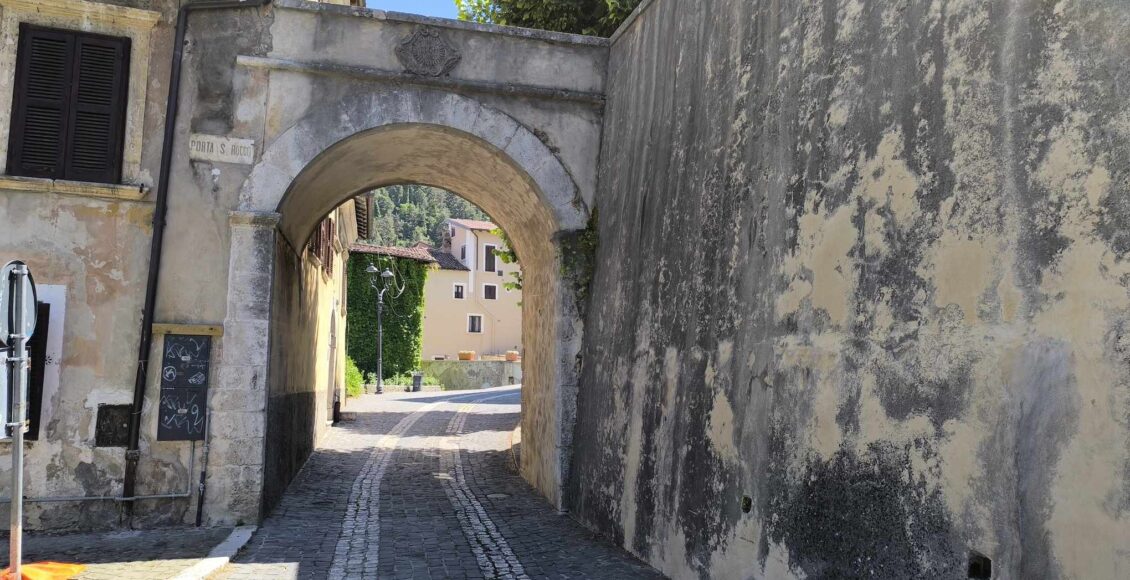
xmin=123 ymin=0 xmax=272 ymax=523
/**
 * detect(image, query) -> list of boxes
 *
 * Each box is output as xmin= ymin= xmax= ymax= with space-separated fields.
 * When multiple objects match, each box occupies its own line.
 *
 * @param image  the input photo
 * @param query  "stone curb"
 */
xmin=168 ymin=525 xmax=256 ymax=580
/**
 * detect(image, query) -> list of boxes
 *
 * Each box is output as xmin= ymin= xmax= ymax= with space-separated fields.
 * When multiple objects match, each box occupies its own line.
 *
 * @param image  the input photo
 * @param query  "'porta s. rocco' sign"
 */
xmin=188 ymin=133 xmax=256 ymax=165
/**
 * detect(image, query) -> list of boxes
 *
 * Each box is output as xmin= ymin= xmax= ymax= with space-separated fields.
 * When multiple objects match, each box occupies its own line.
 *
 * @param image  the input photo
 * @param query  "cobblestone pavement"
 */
xmin=215 ymin=387 xmax=663 ymax=579
xmin=0 ymin=526 xmax=232 ymax=579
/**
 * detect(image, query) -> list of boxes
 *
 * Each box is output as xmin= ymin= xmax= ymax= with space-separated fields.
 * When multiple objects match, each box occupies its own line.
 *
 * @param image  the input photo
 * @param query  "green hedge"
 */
xmin=345 ymin=356 xmax=364 ymax=398
xmin=346 ymin=254 xmax=428 ymax=379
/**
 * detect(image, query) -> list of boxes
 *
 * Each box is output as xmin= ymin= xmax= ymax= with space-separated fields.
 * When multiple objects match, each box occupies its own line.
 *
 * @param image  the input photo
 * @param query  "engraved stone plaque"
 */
xmin=188 ymin=133 xmax=256 ymax=165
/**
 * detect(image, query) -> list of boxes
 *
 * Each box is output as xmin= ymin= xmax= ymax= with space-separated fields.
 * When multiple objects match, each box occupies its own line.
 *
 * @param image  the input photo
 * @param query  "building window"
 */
xmin=460 ymin=244 xmax=467 ymax=260
xmin=484 ymin=244 xmax=497 ymax=272
xmin=307 ymin=217 xmax=335 ymax=276
xmin=7 ymin=25 xmax=131 ymax=183
xmin=454 ymin=284 xmax=465 ymax=299
xmin=483 ymin=284 xmax=497 ymax=300
xmin=468 ymin=315 xmax=483 ymax=334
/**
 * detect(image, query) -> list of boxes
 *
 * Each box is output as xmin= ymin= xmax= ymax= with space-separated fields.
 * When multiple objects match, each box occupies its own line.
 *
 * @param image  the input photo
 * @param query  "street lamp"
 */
xmin=366 ymin=263 xmax=396 ymax=395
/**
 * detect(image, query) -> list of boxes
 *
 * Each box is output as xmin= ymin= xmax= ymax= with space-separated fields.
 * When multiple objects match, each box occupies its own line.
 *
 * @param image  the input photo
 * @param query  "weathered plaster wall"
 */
xmin=263 ymin=205 xmax=352 ymax=515
xmin=571 ymin=0 xmax=1130 ymax=578
xmin=0 ymin=0 xmax=185 ymax=531
xmin=0 ymin=195 xmax=155 ymax=530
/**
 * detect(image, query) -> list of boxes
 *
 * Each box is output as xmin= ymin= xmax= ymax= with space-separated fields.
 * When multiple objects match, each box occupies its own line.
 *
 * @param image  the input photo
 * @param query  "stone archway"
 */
xmin=223 ymin=90 xmax=588 ymax=512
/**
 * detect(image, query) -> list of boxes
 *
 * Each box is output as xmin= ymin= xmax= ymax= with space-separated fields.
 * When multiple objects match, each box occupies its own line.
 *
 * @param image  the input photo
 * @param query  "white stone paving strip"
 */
xmin=439 ymin=393 xmax=530 ymax=580
xmin=326 ymin=399 xmax=443 ymax=578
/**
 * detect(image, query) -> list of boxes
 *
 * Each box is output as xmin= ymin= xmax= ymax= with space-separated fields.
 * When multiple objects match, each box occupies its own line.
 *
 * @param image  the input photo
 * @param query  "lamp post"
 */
xmin=366 ymin=264 xmax=394 ymax=395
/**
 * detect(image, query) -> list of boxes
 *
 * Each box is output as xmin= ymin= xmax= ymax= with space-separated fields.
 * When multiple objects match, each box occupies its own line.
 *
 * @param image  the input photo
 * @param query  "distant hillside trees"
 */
xmin=366 ymin=185 xmax=489 ymax=248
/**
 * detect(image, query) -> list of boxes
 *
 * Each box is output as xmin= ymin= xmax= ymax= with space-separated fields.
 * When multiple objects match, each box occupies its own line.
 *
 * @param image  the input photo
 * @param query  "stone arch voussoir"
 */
xmin=239 ymin=90 xmax=588 ymax=238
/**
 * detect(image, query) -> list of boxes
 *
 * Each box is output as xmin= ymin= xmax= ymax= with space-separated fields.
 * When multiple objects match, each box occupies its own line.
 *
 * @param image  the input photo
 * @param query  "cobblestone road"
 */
xmin=214 ymin=387 xmax=662 ymax=579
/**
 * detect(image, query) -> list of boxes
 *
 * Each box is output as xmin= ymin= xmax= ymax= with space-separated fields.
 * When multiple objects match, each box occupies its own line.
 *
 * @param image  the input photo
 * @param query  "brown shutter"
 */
xmin=6 ymin=25 xmax=129 ymax=183
xmin=64 ymin=33 xmax=130 ymax=183
xmin=7 ymin=25 xmax=73 ymax=178
xmin=26 ymin=302 xmax=50 ymax=441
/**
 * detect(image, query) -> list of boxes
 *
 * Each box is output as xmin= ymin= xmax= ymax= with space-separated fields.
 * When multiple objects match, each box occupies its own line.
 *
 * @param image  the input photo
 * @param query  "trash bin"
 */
xmin=412 ymin=372 xmax=424 ymax=393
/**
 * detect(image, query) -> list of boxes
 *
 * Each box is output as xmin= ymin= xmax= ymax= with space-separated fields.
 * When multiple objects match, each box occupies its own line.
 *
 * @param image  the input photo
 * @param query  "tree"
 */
xmin=455 ymin=0 xmax=499 ymax=23
xmin=364 ymin=185 xmax=489 ymax=248
xmin=456 ymin=0 xmax=641 ymax=37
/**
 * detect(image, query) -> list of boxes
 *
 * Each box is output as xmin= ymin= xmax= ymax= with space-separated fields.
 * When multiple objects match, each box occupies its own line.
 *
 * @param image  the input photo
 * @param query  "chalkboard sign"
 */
xmin=158 ymin=387 xmax=207 ymax=441
xmin=157 ymin=334 xmax=211 ymax=441
xmin=160 ymin=335 xmax=211 ymax=388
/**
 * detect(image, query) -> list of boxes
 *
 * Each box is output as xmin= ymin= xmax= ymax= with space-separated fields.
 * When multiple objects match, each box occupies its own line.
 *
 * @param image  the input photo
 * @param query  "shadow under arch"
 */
xmin=230 ymin=94 xmax=588 ymax=515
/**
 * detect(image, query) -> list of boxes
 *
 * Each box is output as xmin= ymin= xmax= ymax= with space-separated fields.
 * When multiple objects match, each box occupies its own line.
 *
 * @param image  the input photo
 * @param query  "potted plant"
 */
xmin=505 ymin=350 xmax=520 ymax=362
xmin=458 ymin=350 xmax=476 ymax=361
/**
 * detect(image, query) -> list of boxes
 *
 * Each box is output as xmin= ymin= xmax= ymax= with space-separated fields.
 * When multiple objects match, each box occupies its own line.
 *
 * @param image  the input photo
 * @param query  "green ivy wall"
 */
xmin=346 ymin=254 xmax=428 ymax=379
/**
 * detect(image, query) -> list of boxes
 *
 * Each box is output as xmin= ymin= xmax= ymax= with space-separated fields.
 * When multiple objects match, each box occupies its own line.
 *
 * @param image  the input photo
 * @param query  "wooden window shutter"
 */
xmin=65 ymin=33 xmax=130 ymax=183
xmin=323 ymin=218 xmax=335 ymax=276
xmin=8 ymin=25 xmax=73 ymax=178
xmin=7 ymin=25 xmax=130 ymax=183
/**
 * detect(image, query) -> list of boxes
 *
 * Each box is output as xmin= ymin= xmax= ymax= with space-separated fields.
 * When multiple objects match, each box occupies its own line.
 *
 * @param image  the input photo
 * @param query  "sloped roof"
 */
xmin=448 ymin=218 xmax=497 ymax=231
xmin=350 ymin=242 xmax=469 ymax=271
xmin=426 ymin=248 xmax=469 ymax=271
xmin=349 ymin=243 xmax=434 ymax=262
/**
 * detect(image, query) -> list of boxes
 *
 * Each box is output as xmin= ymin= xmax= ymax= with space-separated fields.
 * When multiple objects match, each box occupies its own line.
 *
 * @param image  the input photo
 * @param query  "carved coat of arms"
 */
xmin=395 ymin=28 xmax=462 ymax=77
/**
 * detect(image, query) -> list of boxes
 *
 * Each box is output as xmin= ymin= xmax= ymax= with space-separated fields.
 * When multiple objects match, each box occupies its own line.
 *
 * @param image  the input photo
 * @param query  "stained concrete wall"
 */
xmin=570 ymin=0 xmax=1130 ymax=578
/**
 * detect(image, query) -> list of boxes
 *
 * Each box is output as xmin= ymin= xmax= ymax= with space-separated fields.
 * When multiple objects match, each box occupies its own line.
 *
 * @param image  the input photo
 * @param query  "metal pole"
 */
xmin=8 ymin=264 xmax=29 ymax=578
xmin=376 ymin=291 xmax=384 ymax=395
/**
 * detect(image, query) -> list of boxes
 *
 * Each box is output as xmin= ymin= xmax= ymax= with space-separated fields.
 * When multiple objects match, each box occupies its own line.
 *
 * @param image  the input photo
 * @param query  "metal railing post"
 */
xmin=8 ymin=264 xmax=30 ymax=577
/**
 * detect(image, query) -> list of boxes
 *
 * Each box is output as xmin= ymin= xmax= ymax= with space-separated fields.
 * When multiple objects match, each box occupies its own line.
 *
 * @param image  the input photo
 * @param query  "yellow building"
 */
xmin=423 ymin=219 xmax=523 ymax=360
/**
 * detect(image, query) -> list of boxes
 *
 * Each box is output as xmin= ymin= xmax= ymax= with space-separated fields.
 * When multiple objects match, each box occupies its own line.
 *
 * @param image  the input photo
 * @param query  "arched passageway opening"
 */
xmin=228 ymin=99 xmax=589 ymax=515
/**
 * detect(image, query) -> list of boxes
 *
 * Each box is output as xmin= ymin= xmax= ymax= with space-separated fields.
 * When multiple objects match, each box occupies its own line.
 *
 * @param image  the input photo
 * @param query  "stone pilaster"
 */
xmin=205 ymin=210 xmax=278 ymax=525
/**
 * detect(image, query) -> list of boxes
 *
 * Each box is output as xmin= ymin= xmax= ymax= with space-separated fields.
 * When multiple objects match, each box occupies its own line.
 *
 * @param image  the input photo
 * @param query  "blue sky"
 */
xmin=366 ymin=0 xmax=459 ymax=19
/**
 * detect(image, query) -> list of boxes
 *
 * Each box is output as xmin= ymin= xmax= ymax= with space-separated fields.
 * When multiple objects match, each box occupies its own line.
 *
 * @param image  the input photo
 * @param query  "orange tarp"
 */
xmin=2 ymin=562 xmax=86 ymax=580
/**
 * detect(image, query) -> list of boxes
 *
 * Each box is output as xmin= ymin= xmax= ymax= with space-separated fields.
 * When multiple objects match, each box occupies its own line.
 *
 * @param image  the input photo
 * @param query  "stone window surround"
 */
xmin=0 ymin=0 xmax=160 ymax=192
xmin=467 ymin=313 xmax=483 ymax=334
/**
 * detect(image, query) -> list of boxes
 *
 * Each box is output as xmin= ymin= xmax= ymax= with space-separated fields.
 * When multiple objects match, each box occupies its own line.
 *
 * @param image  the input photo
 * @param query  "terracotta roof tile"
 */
xmin=349 ymin=243 xmax=434 ymax=262
xmin=350 ymin=242 xmax=469 ymax=271
xmin=427 ymin=248 xmax=469 ymax=271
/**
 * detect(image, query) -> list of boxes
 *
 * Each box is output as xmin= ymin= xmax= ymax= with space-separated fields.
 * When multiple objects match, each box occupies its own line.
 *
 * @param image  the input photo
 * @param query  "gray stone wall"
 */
xmin=570 ymin=0 xmax=1130 ymax=578
xmin=421 ymin=360 xmax=523 ymax=391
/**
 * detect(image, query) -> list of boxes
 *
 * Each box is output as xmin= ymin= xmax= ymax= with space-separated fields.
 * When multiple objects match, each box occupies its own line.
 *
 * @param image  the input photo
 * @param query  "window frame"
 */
xmin=467 ymin=314 xmax=483 ymax=334
xmin=453 ymin=283 xmax=465 ymax=300
xmin=483 ymin=244 xmax=497 ymax=272
xmin=7 ymin=24 xmax=132 ymax=184
xmin=0 ymin=1 xmax=159 ymax=186
xmin=483 ymin=283 xmax=497 ymax=300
